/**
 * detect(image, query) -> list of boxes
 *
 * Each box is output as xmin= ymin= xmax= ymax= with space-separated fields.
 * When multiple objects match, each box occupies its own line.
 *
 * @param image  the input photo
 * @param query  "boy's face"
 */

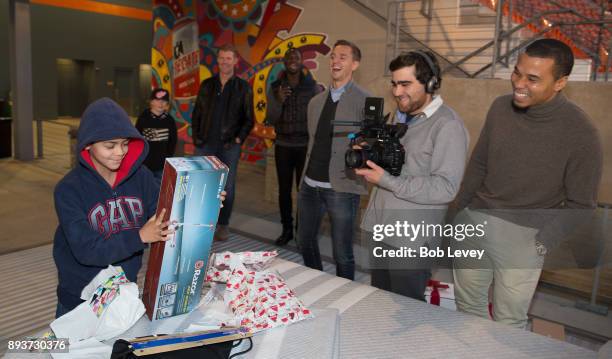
xmin=150 ymin=99 xmax=168 ymax=116
xmin=86 ymin=138 xmax=129 ymax=173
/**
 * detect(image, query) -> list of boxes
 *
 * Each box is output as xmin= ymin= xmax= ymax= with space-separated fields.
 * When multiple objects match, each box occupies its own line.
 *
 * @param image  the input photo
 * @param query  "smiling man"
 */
xmin=266 ymin=48 xmax=320 ymax=246
xmin=191 ymin=44 xmax=254 ymax=241
xmin=355 ymin=51 xmax=469 ymax=299
xmin=451 ymin=39 xmax=603 ymax=328
xmin=297 ymin=40 xmax=371 ymax=280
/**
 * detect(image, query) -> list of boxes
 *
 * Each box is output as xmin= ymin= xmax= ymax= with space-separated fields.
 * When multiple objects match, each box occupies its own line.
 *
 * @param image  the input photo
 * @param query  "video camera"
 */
xmin=344 ymin=97 xmax=407 ymax=176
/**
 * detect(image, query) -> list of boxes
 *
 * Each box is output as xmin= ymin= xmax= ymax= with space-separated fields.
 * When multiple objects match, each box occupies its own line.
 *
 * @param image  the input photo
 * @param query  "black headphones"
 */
xmin=411 ymin=50 xmax=440 ymax=94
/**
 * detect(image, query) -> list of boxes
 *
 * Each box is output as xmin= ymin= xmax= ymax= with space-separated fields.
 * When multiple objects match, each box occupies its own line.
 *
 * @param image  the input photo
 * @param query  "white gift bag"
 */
xmin=51 ymin=265 xmax=145 ymax=342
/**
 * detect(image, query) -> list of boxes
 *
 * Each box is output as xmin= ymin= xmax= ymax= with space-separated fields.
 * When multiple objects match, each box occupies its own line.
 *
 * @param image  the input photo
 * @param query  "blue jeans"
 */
xmin=297 ymin=182 xmax=360 ymax=280
xmin=194 ymin=142 xmax=241 ymax=226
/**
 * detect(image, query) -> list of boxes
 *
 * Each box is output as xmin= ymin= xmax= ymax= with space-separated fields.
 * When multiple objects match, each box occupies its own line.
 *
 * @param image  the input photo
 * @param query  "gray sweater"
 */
xmin=361 ymin=96 xmax=469 ymax=247
xmin=452 ymin=93 xmax=603 ymax=249
xmin=301 ymin=81 xmax=371 ymax=194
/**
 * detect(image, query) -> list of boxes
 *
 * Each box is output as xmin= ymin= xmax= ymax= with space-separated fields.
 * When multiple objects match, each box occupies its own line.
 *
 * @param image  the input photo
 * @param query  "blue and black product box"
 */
xmin=143 ymin=156 xmax=228 ymax=320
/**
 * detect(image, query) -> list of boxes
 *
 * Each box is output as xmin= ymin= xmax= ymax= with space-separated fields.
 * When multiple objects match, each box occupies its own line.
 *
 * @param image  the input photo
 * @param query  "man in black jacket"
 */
xmin=266 ymin=48 xmax=320 ymax=246
xmin=191 ymin=44 xmax=254 ymax=241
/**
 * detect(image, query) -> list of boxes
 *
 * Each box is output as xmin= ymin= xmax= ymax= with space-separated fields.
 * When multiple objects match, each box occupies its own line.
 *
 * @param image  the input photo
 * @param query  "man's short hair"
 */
xmin=525 ymin=39 xmax=574 ymax=79
xmin=218 ymin=43 xmax=239 ymax=57
xmin=389 ymin=50 xmax=441 ymax=89
xmin=285 ymin=47 xmax=302 ymax=59
xmin=333 ymin=40 xmax=362 ymax=61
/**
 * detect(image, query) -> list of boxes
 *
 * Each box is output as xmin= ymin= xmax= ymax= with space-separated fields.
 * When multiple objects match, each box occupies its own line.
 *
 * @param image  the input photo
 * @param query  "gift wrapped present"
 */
xmin=206 ymin=251 xmax=278 ymax=283
xmin=205 ymin=251 xmax=313 ymax=333
xmin=424 ymin=280 xmax=456 ymax=311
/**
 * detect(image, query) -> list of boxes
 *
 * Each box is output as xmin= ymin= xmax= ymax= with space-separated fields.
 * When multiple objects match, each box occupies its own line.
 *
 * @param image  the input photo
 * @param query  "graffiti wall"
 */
xmin=151 ymin=0 xmax=330 ymax=164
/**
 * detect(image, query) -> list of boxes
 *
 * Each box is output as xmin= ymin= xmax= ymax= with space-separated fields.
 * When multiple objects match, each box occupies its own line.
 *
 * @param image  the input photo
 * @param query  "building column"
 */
xmin=8 ymin=0 xmax=34 ymax=160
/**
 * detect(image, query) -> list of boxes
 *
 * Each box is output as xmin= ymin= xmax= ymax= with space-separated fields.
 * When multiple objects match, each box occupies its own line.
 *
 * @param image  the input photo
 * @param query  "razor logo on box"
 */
xmin=189 ymin=260 xmax=205 ymax=295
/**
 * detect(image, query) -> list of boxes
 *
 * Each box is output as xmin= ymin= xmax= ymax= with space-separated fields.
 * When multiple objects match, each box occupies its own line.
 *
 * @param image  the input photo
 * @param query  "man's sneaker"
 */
xmin=214 ymin=225 xmax=230 ymax=241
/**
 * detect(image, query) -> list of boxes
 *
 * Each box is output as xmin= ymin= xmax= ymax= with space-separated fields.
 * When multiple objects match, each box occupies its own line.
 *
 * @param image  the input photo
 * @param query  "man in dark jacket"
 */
xmin=191 ymin=44 xmax=254 ymax=241
xmin=266 ymin=48 xmax=320 ymax=246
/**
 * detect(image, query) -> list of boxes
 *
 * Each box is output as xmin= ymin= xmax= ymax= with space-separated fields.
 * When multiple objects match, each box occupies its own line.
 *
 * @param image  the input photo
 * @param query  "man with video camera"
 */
xmin=355 ymin=51 xmax=469 ymax=300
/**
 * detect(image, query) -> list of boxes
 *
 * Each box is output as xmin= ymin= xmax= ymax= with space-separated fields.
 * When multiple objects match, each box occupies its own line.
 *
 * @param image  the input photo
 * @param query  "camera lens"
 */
xmin=345 ymin=149 xmax=365 ymax=168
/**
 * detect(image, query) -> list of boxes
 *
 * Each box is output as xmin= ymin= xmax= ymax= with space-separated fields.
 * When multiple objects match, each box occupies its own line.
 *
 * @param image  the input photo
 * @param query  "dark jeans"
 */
xmin=194 ymin=141 xmax=241 ymax=226
xmin=275 ymin=145 xmax=307 ymax=228
xmin=298 ymin=182 xmax=360 ymax=280
xmin=55 ymin=301 xmax=71 ymax=318
xmin=369 ymin=237 xmax=433 ymax=301
xmin=371 ymin=268 xmax=431 ymax=301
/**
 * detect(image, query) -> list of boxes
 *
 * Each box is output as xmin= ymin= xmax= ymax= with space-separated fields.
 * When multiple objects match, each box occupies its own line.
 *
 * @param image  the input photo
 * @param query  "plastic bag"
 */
xmin=51 ymin=265 xmax=145 ymax=342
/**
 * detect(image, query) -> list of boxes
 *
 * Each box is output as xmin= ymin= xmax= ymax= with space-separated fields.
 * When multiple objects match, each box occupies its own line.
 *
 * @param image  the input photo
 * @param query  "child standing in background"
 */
xmin=136 ymin=88 xmax=178 ymax=179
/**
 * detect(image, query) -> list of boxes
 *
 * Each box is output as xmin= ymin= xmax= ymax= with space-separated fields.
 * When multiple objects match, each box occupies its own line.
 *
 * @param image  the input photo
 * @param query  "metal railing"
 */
xmin=385 ymin=0 xmax=520 ymax=77
xmin=344 ymin=0 xmax=470 ymax=77
xmin=385 ymin=0 xmax=612 ymax=80
xmin=473 ymin=0 xmax=612 ymax=80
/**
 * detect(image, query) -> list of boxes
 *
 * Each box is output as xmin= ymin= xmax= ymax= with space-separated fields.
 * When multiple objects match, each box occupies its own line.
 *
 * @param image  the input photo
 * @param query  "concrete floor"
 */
xmin=0 ymin=159 xmax=63 ymax=254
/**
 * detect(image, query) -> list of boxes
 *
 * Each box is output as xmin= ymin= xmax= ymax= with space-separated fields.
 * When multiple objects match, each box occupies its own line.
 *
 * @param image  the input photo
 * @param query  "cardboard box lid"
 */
xmin=166 ymin=157 xmax=228 ymax=172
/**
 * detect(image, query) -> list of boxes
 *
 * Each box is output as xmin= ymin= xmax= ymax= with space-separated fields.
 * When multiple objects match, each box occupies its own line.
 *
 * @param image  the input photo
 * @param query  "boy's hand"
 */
xmin=220 ymin=191 xmax=226 ymax=208
xmin=139 ymin=208 xmax=175 ymax=243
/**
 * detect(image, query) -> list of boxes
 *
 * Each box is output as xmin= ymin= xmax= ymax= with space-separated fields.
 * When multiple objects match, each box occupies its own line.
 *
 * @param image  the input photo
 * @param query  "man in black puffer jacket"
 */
xmin=191 ymin=44 xmax=254 ymax=241
xmin=266 ymin=48 xmax=320 ymax=246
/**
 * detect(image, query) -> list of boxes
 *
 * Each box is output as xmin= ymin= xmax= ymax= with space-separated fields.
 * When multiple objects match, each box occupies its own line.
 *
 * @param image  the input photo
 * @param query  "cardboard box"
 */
xmin=142 ymin=156 xmax=228 ymax=320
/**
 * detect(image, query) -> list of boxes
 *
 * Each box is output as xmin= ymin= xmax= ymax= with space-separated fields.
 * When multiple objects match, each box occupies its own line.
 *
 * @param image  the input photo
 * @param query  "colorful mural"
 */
xmin=151 ymin=0 xmax=331 ymax=164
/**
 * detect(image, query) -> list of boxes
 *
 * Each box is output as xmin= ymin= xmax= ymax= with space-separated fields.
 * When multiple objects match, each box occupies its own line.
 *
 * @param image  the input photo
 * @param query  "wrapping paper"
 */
xmin=206 ymin=251 xmax=278 ymax=283
xmin=205 ymin=251 xmax=313 ymax=333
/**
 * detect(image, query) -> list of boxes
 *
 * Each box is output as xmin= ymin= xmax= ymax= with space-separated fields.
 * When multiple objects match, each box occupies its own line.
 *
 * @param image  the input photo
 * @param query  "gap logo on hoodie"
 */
xmin=89 ymin=196 xmax=145 ymax=238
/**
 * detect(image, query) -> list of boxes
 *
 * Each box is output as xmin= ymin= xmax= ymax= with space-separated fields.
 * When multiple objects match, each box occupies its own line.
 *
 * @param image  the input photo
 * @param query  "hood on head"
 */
xmin=77 ymin=98 xmax=148 ymax=187
xmin=77 ymin=98 xmax=144 ymax=151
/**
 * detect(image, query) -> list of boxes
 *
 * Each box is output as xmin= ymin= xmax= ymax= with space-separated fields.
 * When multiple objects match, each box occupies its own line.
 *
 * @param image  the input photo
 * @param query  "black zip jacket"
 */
xmin=191 ymin=75 xmax=254 ymax=146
